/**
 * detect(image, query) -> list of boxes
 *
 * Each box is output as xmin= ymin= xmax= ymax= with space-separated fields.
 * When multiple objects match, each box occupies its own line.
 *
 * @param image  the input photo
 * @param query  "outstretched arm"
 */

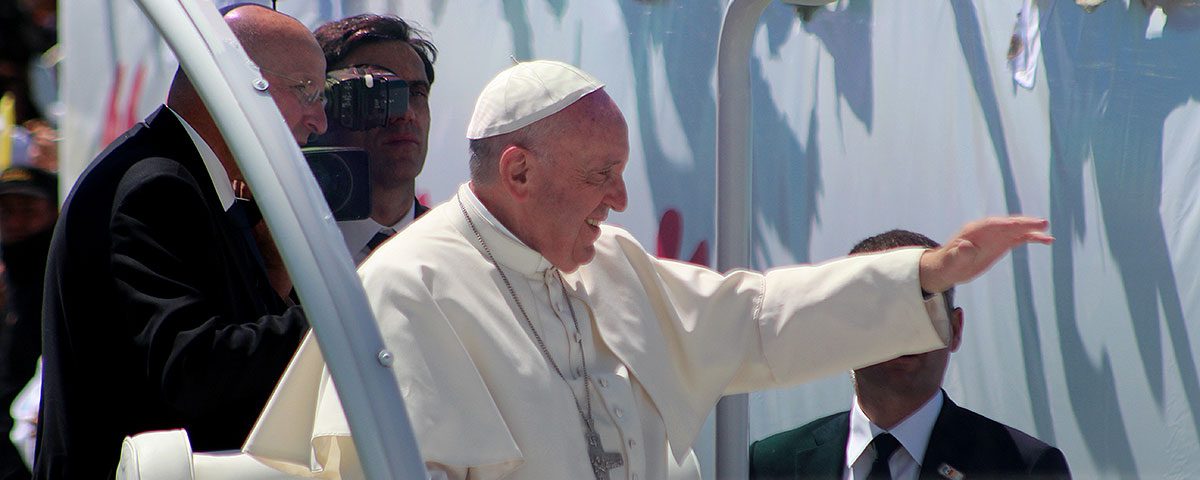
xmin=918 ymin=216 xmax=1053 ymax=294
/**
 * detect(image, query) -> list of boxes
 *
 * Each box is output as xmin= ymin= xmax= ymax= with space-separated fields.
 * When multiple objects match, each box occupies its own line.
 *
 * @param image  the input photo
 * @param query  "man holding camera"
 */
xmin=37 ymin=5 xmax=324 ymax=477
xmin=314 ymin=14 xmax=438 ymax=263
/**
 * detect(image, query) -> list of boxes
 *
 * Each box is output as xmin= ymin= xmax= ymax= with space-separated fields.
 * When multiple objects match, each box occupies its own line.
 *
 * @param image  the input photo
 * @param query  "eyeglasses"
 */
xmin=260 ymin=67 xmax=326 ymax=107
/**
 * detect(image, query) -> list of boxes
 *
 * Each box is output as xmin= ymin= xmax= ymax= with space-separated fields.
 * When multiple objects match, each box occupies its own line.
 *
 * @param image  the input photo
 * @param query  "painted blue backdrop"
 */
xmin=62 ymin=1 xmax=1200 ymax=478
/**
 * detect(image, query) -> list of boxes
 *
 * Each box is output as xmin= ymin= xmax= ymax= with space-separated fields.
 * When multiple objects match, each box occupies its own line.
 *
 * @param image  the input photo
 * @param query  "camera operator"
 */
xmin=314 ymin=14 xmax=438 ymax=263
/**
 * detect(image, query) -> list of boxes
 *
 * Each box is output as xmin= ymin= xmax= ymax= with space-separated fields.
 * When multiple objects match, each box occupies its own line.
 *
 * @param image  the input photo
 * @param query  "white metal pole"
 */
xmin=714 ymin=0 xmax=772 ymax=479
xmin=130 ymin=1 xmax=426 ymax=478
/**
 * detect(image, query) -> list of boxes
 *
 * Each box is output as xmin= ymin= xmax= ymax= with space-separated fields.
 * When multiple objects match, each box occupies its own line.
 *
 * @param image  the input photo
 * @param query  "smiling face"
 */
xmin=328 ymin=41 xmax=431 ymax=190
xmin=517 ymin=91 xmax=629 ymax=272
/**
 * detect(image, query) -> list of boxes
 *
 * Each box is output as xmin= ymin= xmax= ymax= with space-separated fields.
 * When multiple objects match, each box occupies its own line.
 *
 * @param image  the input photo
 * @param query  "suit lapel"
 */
xmin=793 ymin=413 xmax=849 ymax=480
xmin=146 ymin=107 xmax=276 ymax=289
xmin=919 ymin=393 xmax=969 ymax=480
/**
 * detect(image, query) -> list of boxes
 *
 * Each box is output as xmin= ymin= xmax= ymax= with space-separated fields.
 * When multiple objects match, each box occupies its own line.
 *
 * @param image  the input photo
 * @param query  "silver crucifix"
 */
xmin=585 ymin=428 xmax=624 ymax=480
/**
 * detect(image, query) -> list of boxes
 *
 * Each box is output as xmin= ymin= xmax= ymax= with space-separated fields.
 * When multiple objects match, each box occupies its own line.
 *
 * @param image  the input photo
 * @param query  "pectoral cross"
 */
xmin=585 ymin=428 xmax=624 ymax=480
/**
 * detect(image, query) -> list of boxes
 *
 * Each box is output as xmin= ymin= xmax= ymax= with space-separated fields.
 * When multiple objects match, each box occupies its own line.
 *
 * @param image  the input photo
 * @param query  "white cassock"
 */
xmin=243 ymin=183 xmax=951 ymax=479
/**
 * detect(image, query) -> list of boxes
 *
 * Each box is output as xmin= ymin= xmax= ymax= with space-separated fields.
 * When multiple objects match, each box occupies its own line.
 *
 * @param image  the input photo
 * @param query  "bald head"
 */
xmin=168 ymin=4 xmax=326 ymax=148
xmin=222 ymin=5 xmax=322 ymax=79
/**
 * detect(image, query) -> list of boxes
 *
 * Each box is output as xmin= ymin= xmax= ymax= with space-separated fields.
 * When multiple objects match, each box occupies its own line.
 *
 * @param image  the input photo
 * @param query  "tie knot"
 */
xmin=872 ymin=433 xmax=900 ymax=460
xmin=366 ymin=228 xmax=397 ymax=252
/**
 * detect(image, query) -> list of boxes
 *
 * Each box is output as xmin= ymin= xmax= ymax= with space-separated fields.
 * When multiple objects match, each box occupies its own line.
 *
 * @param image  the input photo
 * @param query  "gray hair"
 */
xmin=468 ymin=118 xmax=564 ymax=183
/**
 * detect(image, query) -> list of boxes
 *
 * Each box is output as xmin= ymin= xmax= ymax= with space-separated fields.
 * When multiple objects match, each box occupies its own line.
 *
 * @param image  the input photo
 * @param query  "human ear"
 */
xmin=497 ymin=145 xmax=532 ymax=200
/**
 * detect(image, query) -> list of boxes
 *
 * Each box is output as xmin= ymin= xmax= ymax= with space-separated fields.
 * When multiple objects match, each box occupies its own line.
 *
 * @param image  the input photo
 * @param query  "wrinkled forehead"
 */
xmin=556 ymin=90 xmax=627 ymax=137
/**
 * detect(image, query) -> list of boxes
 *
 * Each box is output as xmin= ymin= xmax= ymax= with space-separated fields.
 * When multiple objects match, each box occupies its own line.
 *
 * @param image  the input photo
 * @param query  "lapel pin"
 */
xmin=937 ymin=463 xmax=964 ymax=480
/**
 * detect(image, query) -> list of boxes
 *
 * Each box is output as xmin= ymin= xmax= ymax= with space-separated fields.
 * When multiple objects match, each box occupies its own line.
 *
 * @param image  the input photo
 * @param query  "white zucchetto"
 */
xmin=466 ymin=60 xmax=605 ymax=140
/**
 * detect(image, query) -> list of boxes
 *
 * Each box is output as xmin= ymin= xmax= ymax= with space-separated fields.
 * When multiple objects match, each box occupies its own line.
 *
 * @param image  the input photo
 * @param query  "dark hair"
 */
xmin=314 ymin=14 xmax=437 ymax=85
xmin=850 ymin=229 xmax=955 ymax=308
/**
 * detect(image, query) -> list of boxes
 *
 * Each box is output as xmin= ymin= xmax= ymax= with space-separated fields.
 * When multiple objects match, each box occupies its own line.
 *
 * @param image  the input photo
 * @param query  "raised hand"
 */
xmin=918 ymin=216 xmax=1053 ymax=294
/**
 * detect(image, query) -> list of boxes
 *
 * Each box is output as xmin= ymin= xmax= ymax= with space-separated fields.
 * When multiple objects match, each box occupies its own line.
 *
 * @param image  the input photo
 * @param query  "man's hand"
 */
xmin=919 ymin=216 xmax=1052 ymax=294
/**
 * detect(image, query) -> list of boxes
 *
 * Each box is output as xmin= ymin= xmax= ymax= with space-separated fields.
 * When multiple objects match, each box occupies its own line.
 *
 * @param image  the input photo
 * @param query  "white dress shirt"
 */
xmin=845 ymin=390 xmax=944 ymax=480
xmin=170 ymin=108 xmax=235 ymax=212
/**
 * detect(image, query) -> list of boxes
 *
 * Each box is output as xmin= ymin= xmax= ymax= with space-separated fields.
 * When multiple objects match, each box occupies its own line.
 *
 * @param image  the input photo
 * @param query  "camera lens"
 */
xmin=308 ymin=153 xmax=353 ymax=211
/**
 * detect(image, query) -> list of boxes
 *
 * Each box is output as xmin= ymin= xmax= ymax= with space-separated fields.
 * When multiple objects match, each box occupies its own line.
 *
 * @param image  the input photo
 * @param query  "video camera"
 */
xmin=303 ymin=66 xmax=412 ymax=221
xmin=302 ymin=146 xmax=371 ymax=221
xmin=324 ymin=66 xmax=410 ymax=131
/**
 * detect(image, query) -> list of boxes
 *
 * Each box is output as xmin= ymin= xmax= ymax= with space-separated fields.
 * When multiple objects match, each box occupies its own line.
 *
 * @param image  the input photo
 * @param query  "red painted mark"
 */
xmin=100 ymin=63 xmax=146 ymax=146
xmin=655 ymin=208 xmax=710 ymax=267
xmin=101 ymin=65 xmax=126 ymax=145
xmin=125 ymin=64 xmax=147 ymax=131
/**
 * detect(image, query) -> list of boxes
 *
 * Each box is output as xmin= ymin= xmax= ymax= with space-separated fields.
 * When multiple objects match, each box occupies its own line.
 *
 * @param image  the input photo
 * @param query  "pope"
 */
xmin=245 ymin=60 xmax=1052 ymax=480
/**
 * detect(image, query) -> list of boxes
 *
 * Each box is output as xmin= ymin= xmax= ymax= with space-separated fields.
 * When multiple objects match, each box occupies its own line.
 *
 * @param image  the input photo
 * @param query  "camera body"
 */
xmin=324 ymin=67 xmax=410 ymax=131
xmin=302 ymin=146 xmax=371 ymax=221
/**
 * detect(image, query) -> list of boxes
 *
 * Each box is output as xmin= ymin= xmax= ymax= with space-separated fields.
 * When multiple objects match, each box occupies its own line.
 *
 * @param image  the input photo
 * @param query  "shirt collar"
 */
xmin=457 ymin=183 xmax=555 ymax=277
xmin=846 ymin=390 xmax=943 ymax=470
xmin=169 ymin=108 xmax=236 ymax=211
xmin=338 ymin=204 xmax=418 ymax=259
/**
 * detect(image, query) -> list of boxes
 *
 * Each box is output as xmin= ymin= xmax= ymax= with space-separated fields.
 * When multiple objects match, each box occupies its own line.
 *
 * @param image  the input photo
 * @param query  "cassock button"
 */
xmin=599 ymin=377 xmax=609 ymax=388
xmin=575 ymin=366 xmax=584 ymax=378
xmin=614 ymin=407 xmax=624 ymax=419
xmin=628 ymin=438 xmax=637 ymax=448
xmin=573 ymin=331 xmax=583 ymax=344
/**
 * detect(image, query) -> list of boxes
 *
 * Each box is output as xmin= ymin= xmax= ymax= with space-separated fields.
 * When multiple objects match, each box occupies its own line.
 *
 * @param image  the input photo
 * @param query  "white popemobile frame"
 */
xmin=714 ymin=2 xmax=835 ymax=479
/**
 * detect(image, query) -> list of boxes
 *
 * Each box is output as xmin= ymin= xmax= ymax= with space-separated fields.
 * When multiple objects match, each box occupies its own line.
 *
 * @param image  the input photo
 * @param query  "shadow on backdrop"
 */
xmin=617 ymin=0 xmax=721 ymax=260
xmin=948 ymin=0 xmax=1057 ymax=446
xmin=1042 ymin=2 xmax=1200 ymax=475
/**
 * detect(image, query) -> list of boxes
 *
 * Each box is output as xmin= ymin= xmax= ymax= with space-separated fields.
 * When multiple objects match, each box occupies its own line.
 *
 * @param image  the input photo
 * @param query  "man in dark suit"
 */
xmin=36 ymin=5 xmax=327 ymax=478
xmin=314 ymin=14 xmax=438 ymax=262
xmin=750 ymin=229 xmax=1070 ymax=480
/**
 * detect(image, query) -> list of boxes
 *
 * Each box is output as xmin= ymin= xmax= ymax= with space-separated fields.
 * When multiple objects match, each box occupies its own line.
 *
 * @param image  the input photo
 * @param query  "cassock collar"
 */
xmin=168 ymin=107 xmax=236 ymax=211
xmin=457 ymin=183 xmax=555 ymax=278
xmin=847 ymin=389 xmax=943 ymax=470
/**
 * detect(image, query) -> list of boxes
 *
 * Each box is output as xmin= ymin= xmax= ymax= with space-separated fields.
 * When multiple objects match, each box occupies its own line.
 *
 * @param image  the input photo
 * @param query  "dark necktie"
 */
xmin=365 ymin=228 xmax=396 ymax=252
xmin=866 ymin=433 xmax=900 ymax=480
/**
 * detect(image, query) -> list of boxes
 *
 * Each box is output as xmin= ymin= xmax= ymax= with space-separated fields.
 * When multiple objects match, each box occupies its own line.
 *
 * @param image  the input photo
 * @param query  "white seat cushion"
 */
xmin=116 ymin=429 xmax=196 ymax=480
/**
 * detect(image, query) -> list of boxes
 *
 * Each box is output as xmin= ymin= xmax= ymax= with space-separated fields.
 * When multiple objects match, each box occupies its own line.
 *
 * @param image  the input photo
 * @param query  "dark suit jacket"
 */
xmin=35 ymin=107 xmax=308 ymax=478
xmin=750 ymin=393 xmax=1070 ymax=480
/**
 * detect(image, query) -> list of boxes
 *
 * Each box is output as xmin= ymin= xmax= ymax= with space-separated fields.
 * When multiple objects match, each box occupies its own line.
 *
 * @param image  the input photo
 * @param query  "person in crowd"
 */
xmin=21 ymin=120 xmax=56 ymax=172
xmin=247 ymin=59 xmax=1053 ymax=480
xmin=314 ymin=14 xmax=437 ymax=263
xmin=749 ymin=229 xmax=1070 ymax=480
xmin=0 ymin=166 xmax=56 ymax=480
xmin=35 ymin=4 xmax=325 ymax=477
